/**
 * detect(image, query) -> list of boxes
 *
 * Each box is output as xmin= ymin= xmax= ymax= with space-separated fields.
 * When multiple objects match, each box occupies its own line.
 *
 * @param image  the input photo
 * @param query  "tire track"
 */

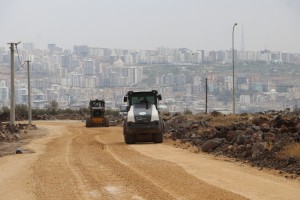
xmin=68 ymin=125 xmax=175 ymax=200
xmin=99 ymin=137 xmax=180 ymax=199
xmin=93 ymin=127 xmax=248 ymax=200
xmin=32 ymin=122 xmax=249 ymax=200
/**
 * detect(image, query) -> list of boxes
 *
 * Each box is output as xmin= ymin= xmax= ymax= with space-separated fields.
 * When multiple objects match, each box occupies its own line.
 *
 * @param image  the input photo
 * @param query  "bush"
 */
xmin=0 ymin=106 xmax=10 ymax=121
xmin=32 ymin=108 xmax=48 ymax=116
xmin=184 ymin=108 xmax=193 ymax=115
xmin=16 ymin=104 xmax=28 ymax=120
xmin=105 ymin=109 xmax=120 ymax=117
xmin=45 ymin=100 xmax=59 ymax=115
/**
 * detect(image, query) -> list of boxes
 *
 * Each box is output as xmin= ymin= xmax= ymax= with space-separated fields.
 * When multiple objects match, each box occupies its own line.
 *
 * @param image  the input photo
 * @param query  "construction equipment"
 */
xmin=123 ymin=90 xmax=164 ymax=144
xmin=86 ymin=99 xmax=109 ymax=127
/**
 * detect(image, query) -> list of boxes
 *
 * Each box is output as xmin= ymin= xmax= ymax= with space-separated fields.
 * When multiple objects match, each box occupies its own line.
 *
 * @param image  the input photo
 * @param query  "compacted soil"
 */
xmin=0 ymin=121 xmax=299 ymax=200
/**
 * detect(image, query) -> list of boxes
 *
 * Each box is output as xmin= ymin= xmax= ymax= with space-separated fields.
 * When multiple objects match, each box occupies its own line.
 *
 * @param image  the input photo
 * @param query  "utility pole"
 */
xmin=232 ymin=23 xmax=238 ymax=114
xmin=25 ymin=60 xmax=32 ymax=125
xmin=7 ymin=42 xmax=21 ymax=127
xmin=205 ymin=78 xmax=208 ymax=114
xmin=8 ymin=43 xmax=15 ymax=127
xmin=7 ymin=42 xmax=20 ymax=127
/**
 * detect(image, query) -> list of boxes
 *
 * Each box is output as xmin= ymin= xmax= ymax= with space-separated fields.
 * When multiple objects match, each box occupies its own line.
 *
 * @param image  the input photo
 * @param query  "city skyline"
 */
xmin=0 ymin=0 xmax=300 ymax=53
xmin=1 ymin=39 xmax=300 ymax=113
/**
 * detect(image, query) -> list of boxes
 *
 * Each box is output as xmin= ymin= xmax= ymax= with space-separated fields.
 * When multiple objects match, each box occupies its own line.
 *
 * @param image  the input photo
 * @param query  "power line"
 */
xmin=15 ymin=44 xmax=26 ymax=72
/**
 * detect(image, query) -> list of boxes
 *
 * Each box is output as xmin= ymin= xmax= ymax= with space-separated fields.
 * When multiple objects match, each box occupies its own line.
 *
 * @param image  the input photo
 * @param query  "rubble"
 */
xmin=163 ymin=111 xmax=300 ymax=177
xmin=0 ymin=122 xmax=38 ymax=157
xmin=0 ymin=122 xmax=37 ymax=143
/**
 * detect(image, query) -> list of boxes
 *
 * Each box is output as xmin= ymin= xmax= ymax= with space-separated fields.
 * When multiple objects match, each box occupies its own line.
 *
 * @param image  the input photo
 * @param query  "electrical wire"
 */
xmin=14 ymin=44 xmax=26 ymax=72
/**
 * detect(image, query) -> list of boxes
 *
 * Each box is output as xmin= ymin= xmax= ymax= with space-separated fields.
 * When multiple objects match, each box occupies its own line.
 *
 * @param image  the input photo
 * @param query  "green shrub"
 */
xmin=16 ymin=104 xmax=28 ymax=119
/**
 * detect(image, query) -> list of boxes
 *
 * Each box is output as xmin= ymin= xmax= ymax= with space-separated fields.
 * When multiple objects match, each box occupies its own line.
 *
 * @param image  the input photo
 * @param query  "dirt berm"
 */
xmin=163 ymin=110 xmax=300 ymax=178
xmin=1 ymin=110 xmax=299 ymax=178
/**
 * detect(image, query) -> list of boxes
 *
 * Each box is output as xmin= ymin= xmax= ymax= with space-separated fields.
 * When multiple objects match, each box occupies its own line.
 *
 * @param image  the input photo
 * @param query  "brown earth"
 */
xmin=164 ymin=111 xmax=300 ymax=177
xmin=0 ymin=121 xmax=300 ymax=200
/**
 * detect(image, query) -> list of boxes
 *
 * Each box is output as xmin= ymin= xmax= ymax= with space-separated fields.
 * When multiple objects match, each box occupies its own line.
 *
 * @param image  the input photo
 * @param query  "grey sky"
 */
xmin=0 ymin=0 xmax=299 ymax=52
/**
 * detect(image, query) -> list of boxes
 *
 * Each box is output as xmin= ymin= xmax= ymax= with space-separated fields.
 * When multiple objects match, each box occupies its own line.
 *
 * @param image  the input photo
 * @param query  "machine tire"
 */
xmin=152 ymin=132 xmax=163 ymax=143
xmin=124 ymin=124 xmax=135 ymax=144
xmin=86 ymin=117 xmax=92 ymax=127
xmin=124 ymin=133 xmax=136 ymax=144
xmin=104 ymin=117 xmax=109 ymax=127
xmin=123 ymin=120 xmax=127 ymax=135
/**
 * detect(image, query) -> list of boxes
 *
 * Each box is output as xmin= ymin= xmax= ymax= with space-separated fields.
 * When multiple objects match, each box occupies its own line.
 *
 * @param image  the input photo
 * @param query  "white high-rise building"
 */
xmin=0 ymin=80 xmax=9 ymax=106
xmin=84 ymin=60 xmax=95 ymax=75
xmin=128 ymin=67 xmax=137 ymax=84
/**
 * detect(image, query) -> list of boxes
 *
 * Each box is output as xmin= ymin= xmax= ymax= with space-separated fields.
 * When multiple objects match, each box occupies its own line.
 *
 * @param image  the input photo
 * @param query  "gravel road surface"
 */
xmin=0 ymin=121 xmax=299 ymax=200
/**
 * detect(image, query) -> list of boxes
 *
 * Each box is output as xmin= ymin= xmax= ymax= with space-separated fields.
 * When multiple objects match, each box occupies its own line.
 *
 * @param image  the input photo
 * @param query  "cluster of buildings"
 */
xmin=153 ymin=71 xmax=300 ymax=113
xmin=0 ymin=43 xmax=299 ymax=113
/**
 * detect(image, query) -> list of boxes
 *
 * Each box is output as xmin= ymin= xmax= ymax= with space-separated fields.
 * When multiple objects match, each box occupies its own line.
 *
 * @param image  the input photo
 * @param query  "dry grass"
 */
xmin=278 ymin=143 xmax=300 ymax=159
xmin=208 ymin=114 xmax=248 ymax=127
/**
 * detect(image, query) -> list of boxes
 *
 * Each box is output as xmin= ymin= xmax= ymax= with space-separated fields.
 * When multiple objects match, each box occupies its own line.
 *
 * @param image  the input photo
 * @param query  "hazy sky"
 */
xmin=0 ymin=0 xmax=299 ymax=52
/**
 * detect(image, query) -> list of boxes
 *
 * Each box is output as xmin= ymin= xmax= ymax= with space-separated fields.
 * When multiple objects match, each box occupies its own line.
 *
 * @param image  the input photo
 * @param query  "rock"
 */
xmin=251 ymin=142 xmax=267 ymax=159
xmin=294 ymin=132 xmax=300 ymax=142
xmin=185 ymin=132 xmax=192 ymax=138
xmin=213 ymin=138 xmax=225 ymax=145
xmin=251 ymin=150 xmax=261 ymax=159
xmin=251 ymin=132 xmax=263 ymax=142
xmin=252 ymin=117 xmax=269 ymax=126
xmin=192 ymin=138 xmax=203 ymax=146
xmin=201 ymin=140 xmax=216 ymax=152
xmin=264 ymin=132 xmax=275 ymax=143
xmin=165 ymin=111 xmax=300 ymax=176
xmin=16 ymin=148 xmax=22 ymax=154
xmin=201 ymin=138 xmax=225 ymax=152
xmin=295 ymin=123 xmax=300 ymax=131
xmin=203 ymin=128 xmax=217 ymax=137
xmin=280 ymin=125 xmax=289 ymax=133
xmin=260 ymin=123 xmax=271 ymax=132
xmin=286 ymin=157 xmax=297 ymax=165
xmin=226 ymin=130 xmax=238 ymax=140
xmin=13 ymin=134 xmax=21 ymax=140
xmin=252 ymin=126 xmax=261 ymax=131
xmin=236 ymin=134 xmax=248 ymax=145
xmin=211 ymin=111 xmax=222 ymax=117
xmin=244 ymin=127 xmax=254 ymax=135
xmin=191 ymin=124 xmax=198 ymax=128
xmin=201 ymin=115 xmax=213 ymax=122
xmin=237 ymin=144 xmax=246 ymax=151
xmin=246 ymin=143 xmax=252 ymax=149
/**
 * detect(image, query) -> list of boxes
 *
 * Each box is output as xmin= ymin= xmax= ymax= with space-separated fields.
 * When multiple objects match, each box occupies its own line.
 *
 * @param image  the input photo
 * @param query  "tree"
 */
xmin=184 ymin=108 xmax=193 ymax=115
xmin=0 ymin=106 xmax=10 ymax=121
xmin=46 ymin=100 xmax=59 ymax=115
xmin=16 ymin=104 xmax=28 ymax=120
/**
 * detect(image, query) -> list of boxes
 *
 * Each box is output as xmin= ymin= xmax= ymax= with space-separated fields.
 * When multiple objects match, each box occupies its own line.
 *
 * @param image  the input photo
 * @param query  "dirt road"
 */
xmin=0 ymin=121 xmax=299 ymax=200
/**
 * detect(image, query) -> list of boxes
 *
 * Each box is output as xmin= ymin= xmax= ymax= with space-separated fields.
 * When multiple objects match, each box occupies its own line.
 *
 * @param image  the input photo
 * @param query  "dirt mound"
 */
xmin=0 ymin=122 xmax=39 ymax=157
xmin=0 ymin=122 xmax=37 ymax=142
xmin=163 ymin=111 xmax=300 ymax=177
